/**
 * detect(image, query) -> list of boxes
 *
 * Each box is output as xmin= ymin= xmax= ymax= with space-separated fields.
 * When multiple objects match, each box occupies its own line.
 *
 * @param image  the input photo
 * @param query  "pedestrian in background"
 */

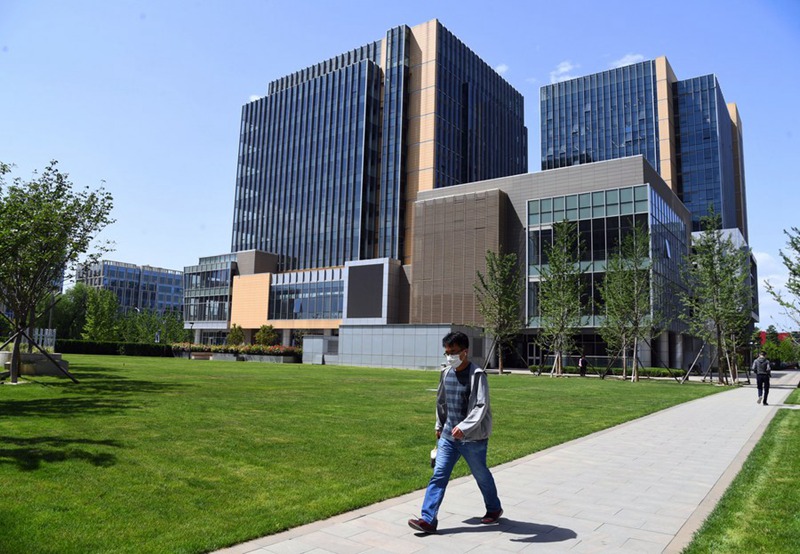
xmin=752 ymin=350 xmax=772 ymax=405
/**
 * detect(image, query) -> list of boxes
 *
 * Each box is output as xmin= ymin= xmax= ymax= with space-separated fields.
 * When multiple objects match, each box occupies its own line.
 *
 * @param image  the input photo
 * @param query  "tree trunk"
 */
xmin=10 ymin=332 xmax=22 ymax=384
xmin=498 ymin=345 xmax=505 ymax=375
xmin=622 ymin=349 xmax=628 ymax=380
xmin=716 ymin=328 xmax=724 ymax=384
xmin=631 ymin=337 xmax=639 ymax=382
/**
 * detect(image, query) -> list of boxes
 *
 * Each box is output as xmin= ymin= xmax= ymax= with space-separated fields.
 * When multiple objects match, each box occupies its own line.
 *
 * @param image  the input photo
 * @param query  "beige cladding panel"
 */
xmin=660 ymin=157 xmax=673 ymax=183
xmin=417 ymin=61 xmax=437 ymax=89
xmin=405 ymin=142 xmax=435 ymax=171
xmin=409 ymin=19 xmax=437 ymax=66
xmin=406 ymin=114 xmax=435 ymax=144
xmin=657 ymin=115 xmax=672 ymax=141
xmin=404 ymin=167 xmax=435 ymax=263
xmin=655 ymin=57 xmax=677 ymax=193
xmin=415 ymin=87 xmax=436 ymax=114
xmin=404 ymin=20 xmax=438 ymax=267
xmin=408 ymin=61 xmax=436 ymax=92
xmin=230 ymin=274 xmax=271 ymax=329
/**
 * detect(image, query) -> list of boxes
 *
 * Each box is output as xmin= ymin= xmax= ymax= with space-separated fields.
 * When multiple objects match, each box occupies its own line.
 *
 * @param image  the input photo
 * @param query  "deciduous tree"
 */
xmin=474 ymin=250 xmax=523 ymax=373
xmin=83 ymin=288 xmax=120 ymax=342
xmin=0 ymin=161 xmax=113 ymax=382
xmin=598 ymin=222 xmax=655 ymax=381
xmin=679 ymin=210 xmax=752 ymax=384
xmin=766 ymin=227 xmax=800 ymax=329
xmin=537 ymin=220 xmax=585 ymax=375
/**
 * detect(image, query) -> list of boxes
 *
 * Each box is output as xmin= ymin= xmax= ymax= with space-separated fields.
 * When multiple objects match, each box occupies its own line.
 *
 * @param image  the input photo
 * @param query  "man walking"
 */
xmin=408 ymin=331 xmax=502 ymax=534
xmin=752 ymin=350 xmax=772 ymax=406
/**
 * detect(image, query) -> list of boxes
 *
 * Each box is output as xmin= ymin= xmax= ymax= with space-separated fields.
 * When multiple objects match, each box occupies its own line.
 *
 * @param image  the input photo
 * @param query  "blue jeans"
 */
xmin=421 ymin=437 xmax=501 ymax=525
xmin=757 ymin=374 xmax=770 ymax=403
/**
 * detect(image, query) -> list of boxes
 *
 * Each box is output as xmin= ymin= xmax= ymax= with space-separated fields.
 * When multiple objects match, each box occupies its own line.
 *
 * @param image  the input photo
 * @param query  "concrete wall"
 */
xmin=305 ymin=324 xmax=487 ymax=370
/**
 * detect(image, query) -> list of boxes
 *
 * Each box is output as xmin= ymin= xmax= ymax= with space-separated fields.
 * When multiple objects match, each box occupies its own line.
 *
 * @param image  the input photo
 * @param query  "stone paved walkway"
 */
xmin=215 ymin=370 xmax=799 ymax=554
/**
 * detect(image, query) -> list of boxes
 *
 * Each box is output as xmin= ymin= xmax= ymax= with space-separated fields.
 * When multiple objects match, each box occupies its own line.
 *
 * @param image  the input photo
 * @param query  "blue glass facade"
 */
xmin=540 ymin=58 xmax=745 ymax=235
xmin=674 ymin=75 xmax=737 ymax=232
xmin=268 ymin=270 xmax=344 ymax=320
xmin=183 ymin=254 xmax=237 ymax=324
xmin=541 ymin=61 xmax=659 ymax=171
xmin=233 ymin=52 xmax=383 ymax=272
xmin=77 ymin=260 xmax=184 ymax=314
xmin=378 ymin=26 xmax=408 ymax=261
xmin=527 ymin=184 xmax=689 ymax=335
xmin=434 ymin=27 xmax=528 ymax=188
xmin=231 ymin=20 xmax=527 ymax=272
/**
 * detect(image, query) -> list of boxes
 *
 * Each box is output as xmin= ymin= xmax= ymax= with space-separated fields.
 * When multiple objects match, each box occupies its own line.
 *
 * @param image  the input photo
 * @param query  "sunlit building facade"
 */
xmin=77 ymin=260 xmax=183 ymax=314
xmin=231 ymin=19 xmax=527 ymax=272
xmin=540 ymin=57 xmax=747 ymax=238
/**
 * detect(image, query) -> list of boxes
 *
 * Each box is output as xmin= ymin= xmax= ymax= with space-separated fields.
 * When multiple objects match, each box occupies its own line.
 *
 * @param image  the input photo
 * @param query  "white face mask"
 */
xmin=445 ymin=353 xmax=463 ymax=368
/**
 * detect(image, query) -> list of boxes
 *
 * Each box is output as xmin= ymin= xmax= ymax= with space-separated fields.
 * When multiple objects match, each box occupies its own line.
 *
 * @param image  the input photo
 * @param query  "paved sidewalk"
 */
xmin=215 ymin=371 xmax=799 ymax=554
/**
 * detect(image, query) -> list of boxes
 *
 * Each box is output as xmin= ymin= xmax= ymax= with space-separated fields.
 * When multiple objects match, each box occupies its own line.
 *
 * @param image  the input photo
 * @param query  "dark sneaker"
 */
xmin=408 ymin=518 xmax=437 ymax=534
xmin=480 ymin=509 xmax=503 ymax=524
xmin=763 ymin=402 xmax=769 ymax=406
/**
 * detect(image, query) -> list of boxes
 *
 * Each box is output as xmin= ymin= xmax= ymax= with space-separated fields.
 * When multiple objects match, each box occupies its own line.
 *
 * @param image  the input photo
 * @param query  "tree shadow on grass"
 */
xmin=0 ymin=396 xmax=134 ymax=417
xmin=2 ymin=368 xmax=190 ymax=418
xmin=61 ymin=371 xmax=189 ymax=396
xmin=0 ymin=435 xmax=122 ymax=471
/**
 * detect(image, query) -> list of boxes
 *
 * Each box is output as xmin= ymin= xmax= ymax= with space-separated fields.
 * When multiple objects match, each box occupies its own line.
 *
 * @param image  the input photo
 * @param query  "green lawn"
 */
xmin=1 ymin=355 xmax=721 ymax=554
xmin=683 ymin=386 xmax=800 ymax=554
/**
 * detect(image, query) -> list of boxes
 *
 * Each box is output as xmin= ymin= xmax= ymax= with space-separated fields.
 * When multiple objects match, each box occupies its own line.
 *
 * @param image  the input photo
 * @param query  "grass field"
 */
xmin=0 ymin=355 xmax=722 ymax=554
xmin=683 ymin=387 xmax=800 ymax=554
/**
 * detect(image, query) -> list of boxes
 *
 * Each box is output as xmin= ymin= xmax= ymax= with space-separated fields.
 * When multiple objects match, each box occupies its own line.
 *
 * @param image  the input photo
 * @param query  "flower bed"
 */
xmin=172 ymin=343 xmax=302 ymax=363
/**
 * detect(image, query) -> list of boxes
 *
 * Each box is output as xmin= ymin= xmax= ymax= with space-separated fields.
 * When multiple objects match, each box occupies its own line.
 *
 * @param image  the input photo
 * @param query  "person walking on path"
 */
xmin=752 ymin=350 xmax=772 ymax=405
xmin=408 ymin=331 xmax=503 ymax=535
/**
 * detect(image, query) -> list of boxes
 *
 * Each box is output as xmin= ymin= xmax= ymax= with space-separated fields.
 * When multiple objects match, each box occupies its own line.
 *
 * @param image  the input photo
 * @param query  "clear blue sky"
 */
xmin=1 ymin=0 xmax=798 ymax=329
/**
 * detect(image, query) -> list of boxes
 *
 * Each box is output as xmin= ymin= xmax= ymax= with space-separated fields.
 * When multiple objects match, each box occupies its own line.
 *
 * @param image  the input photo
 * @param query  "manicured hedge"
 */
xmin=56 ymin=339 xmax=174 ymax=357
xmin=531 ymin=365 xmax=686 ymax=378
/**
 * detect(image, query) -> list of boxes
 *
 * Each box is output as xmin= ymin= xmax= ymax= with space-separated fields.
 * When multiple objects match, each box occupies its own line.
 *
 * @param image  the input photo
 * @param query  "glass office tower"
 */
xmin=540 ymin=57 xmax=746 ymax=237
xmin=77 ymin=260 xmax=184 ymax=314
xmin=231 ymin=19 xmax=527 ymax=272
xmin=674 ymin=75 xmax=737 ymax=234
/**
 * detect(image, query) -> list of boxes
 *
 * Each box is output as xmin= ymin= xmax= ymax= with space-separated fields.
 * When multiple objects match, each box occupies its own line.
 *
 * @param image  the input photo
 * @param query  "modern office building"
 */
xmin=413 ymin=156 xmax=693 ymax=368
xmin=77 ymin=260 xmax=183 ymax=314
xmin=185 ymin=28 xmax=756 ymax=369
xmin=231 ymin=18 xmax=527 ymax=272
xmin=540 ymin=57 xmax=748 ymax=239
xmin=192 ymin=18 xmax=528 ymax=346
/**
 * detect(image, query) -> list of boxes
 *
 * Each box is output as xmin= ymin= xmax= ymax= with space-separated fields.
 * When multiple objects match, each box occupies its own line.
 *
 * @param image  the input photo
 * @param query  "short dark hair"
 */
xmin=760 ymin=350 xmax=767 ymax=356
xmin=443 ymin=331 xmax=469 ymax=350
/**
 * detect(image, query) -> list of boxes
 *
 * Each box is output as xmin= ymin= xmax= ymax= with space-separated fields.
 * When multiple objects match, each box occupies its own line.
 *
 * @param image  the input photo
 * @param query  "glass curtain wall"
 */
xmin=674 ymin=75 xmax=737 ymax=232
xmin=527 ymin=184 xmax=688 ymax=334
xmin=540 ymin=61 xmax=659 ymax=171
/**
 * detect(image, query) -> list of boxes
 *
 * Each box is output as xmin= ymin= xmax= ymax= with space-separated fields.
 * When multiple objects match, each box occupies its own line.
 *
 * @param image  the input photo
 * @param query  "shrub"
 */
xmin=57 ymin=339 xmax=174 ymax=357
xmin=254 ymin=324 xmax=280 ymax=346
xmin=170 ymin=343 xmax=302 ymax=358
xmin=529 ymin=365 xmax=685 ymax=378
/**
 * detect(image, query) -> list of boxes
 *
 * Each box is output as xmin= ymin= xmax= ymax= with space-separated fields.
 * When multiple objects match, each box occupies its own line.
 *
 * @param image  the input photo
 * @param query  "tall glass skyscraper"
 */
xmin=540 ymin=57 xmax=747 ymax=238
xmin=231 ymin=19 xmax=528 ymax=272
